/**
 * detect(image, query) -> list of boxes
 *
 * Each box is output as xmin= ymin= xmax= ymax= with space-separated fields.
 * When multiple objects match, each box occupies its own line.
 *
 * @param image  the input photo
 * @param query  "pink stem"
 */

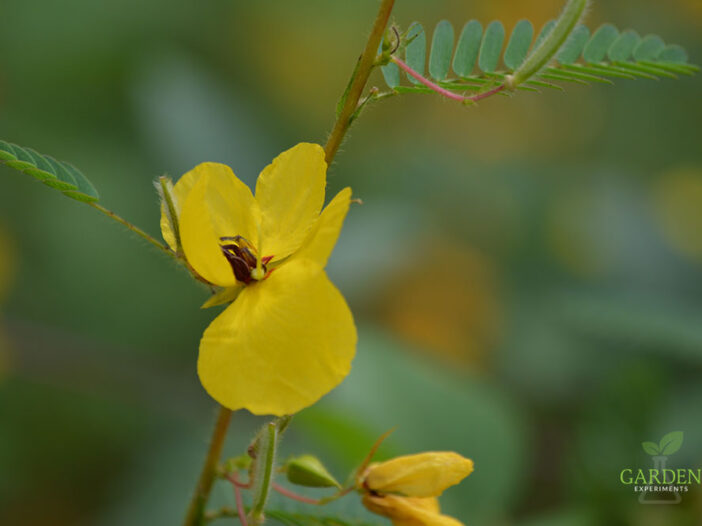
xmin=230 ymin=473 xmax=249 ymax=526
xmin=391 ymin=56 xmax=505 ymax=102
xmin=272 ymin=482 xmax=321 ymax=505
xmin=226 ymin=473 xmax=251 ymax=489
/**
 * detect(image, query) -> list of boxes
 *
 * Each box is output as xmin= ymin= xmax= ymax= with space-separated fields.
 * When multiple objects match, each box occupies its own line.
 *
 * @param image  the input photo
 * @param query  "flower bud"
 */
xmin=364 ymin=452 xmax=473 ymax=498
xmin=285 ymin=455 xmax=341 ymax=488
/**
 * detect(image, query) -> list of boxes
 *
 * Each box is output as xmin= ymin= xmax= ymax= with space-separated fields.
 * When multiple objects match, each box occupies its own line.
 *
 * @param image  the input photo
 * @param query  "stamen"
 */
xmin=218 ymin=235 xmax=271 ymax=284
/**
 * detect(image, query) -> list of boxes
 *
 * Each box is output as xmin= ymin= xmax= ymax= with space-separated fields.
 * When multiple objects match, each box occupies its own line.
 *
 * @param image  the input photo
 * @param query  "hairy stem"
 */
xmin=88 ymin=202 xmax=175 ymax=258
xmin=324 ymin=0 xmax=396 ymax=164
xmin=507 ymin=0 xmax=589 ymax=88
xmin=249 ymin=422 xmax=278 ymax=525
xmin=182 ymin=407 xmax=233 ymax=526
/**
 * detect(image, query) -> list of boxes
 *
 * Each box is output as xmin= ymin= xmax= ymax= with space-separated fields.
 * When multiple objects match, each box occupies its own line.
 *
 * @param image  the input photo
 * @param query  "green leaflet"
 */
xmin=634 ymin=34 xmax=666 ymax=61
xmin=659 ymin=44 xmax=688 ymax=64
xmin=608 ymin=30 xmax=640 ymax=62
xmin=381 ymin=61 xmax=400 ymax=88
xmin=583 ymin=24 xmax=619 ymax=63
xmin=0 ymin=140 xmax=99 ymax=203
xmin=503 ymin=20 xmax=534 ymax=70
xmin=453 ymin=20 xmax=482 ymax=77
xmin=429 ymin=20 xmax=454 ymax=80
xmin=478 ymin=21 xmax=505 ymax=73
xmin=266 ymin=510 xmax=381 ymax=526
xmin=383 ymin=13 xmax=696 ymax=100
xmin=405 ymin=22 xmax=426 ymax=84
xmin=557 ymin=24 xmax=589 ymax=64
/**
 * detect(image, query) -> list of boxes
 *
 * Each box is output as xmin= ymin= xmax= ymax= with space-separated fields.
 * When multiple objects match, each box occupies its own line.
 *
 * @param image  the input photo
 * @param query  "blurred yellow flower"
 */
xmin=361 ymin=452 xmax=473 ymax=526
xmin=0 ymin=224 xmax=16 ymax=378
xmin=0 ymin=224 xmax=15 ymax=304
xmin=161 ymin=143 xmax=356 ymax=416
xmin=364 ymin=452 xmax=474 ymax=498
xmin=652 ymin=166 xmax=702 ymax=262
xmin=379 ymin=241 xmax=498 ymax=369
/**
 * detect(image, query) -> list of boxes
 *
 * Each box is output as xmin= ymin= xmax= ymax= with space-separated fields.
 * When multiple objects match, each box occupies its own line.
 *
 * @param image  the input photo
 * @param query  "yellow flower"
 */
xmin=362 ymin=494 xmax=462 ymax=526
xmin=161 ymin=143 xmax=356 ymax=416
xmin=364 ymin=452 xmax=474 ymax=497
xmin=360 ymin=452 xmax=473 ymax=526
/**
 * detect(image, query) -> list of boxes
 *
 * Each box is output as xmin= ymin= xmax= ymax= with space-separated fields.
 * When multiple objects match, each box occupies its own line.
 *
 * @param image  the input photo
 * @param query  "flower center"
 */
xmin=219 ymin=236 xmax=271 ymax=284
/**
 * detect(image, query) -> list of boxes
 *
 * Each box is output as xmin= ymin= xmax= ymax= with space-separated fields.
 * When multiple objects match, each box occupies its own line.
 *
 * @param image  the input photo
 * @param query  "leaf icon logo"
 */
xmin=659 ymin=431 xmax=684 ymax=456
xmin=642 ymin=431 xmax=684 ymax=456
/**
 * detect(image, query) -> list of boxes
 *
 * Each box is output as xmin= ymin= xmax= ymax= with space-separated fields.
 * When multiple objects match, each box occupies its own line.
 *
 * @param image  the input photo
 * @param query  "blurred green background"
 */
xmin=1 ymin=0 xmax=701 ymax=525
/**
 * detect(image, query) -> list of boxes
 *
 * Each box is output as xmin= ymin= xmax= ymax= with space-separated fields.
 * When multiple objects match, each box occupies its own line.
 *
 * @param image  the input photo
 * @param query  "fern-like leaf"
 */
xmin=381 ymin=18 xmax=698 ymax=99
xmin=0 ymin=140 xmax=99 ymax=203
xmin=266 ymin=510 xmax=382 ymax=526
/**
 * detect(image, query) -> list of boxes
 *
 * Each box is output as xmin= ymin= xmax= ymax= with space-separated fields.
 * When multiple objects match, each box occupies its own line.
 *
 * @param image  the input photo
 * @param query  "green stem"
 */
xmin=249 ymin=422 xmax=278 ymax=525
xmin=324 ymin=0 xmax=396 ymax=164
xmin=507 ymin=0 xmax=589 ymax=88
xmin=88 ymin=201 xmax=175 ymax=258
xmin=193 ymin=4 xmax=396 ymax=524
xmin=182 ymin=407 xmax=234 ymax=526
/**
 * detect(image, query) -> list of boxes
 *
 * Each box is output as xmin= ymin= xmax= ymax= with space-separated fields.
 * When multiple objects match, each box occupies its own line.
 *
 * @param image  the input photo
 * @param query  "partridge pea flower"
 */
xmin=362 ymin=495 xmax=462 ymax=526
xmin=161 ymin=143 xmax=356 ymax=416
xmin=361 ymin=452 xmax=473 ymax=526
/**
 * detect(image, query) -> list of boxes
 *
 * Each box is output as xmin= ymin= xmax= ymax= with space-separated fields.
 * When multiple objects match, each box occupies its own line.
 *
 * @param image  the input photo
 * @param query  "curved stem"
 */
xmin=88 ymin=202 xmax=175 ymax=258
xmin=391 ymin=56 xmax=506 ymax=102
xmin=182 ymin=406 xmax=233 ymax=526
xmin=272 ymin=482 xmax=322 ymax=505
xmin=509 ymin=0 xmax=588 ymax=87
xmin=231 ymin=473 xmax=249 ymax=526
xmin=324 ymin=0 xmax=396 ymax=164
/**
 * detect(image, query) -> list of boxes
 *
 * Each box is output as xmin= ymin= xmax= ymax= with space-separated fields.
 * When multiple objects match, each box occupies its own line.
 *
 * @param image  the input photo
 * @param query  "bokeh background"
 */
xmin=1 ymin=0 xmax=701 ymax=525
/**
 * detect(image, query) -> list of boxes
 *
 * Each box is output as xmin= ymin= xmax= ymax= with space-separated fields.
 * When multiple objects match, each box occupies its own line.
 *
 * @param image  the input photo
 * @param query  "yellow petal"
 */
xmin=180 ymin=163 xmax=260 ymax=286
xmin=365 ymin=452 xmax=474 ymax=498
xmin=160 ymin=169 xmax=201 ymax=251
xmin=197 ymin=258 xmax=356 ymax=415
xmin=255 ymin=143 xmax=326 ymax=260
xmin=294 ymin=187 xmax=352 ymax=267
xmin=362 ymin=495 xmax=464 ymax=526
xmin=201 ymin=286 xmax=243 ymax=309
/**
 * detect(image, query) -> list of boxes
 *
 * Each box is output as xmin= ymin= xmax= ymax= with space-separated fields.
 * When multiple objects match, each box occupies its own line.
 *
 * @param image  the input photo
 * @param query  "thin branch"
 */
xmin=182 ymin=407 xmax=234 ymax=526
xmin=324 ymin=0 xmax=396 ymax=164
xmin=231 ymin=473 xmax=249 ymax=526
xmin=354 ymin=428 xmax=395 ymax=486
xmin=226 ymin=472 xmax=252 ymax=489
xmin=88 ymin=202 xmax=175 ymax=258
xmin=391 ymin=56 xmax=506 ymax=103
xmin=272 ymin=482 xmax=322 ymax=505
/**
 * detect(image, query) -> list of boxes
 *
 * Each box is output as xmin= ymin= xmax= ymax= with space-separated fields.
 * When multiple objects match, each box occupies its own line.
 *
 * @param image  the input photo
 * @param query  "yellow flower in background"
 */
xmin=652 ymin=166 xmax=702 ymax=262
xmin=0 ymin=224 xmax=17 ymax=377
xmin=0 ymin=225 xmax=15 ymax=304
xmin=364 ymin=452 xmax=474 ymax=497
xmin=160 ymin=143 xmax=356 ymax=416
xmin=362 ymin=494 xmax=462 ymax=526
xmin=361 ymin=452 xmax=473 ymax=526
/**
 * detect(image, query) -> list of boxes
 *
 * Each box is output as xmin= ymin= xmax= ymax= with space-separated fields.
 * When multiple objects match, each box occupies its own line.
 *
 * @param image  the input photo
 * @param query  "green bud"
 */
xmin=285 ymin=455 xmax=341 ymax=489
